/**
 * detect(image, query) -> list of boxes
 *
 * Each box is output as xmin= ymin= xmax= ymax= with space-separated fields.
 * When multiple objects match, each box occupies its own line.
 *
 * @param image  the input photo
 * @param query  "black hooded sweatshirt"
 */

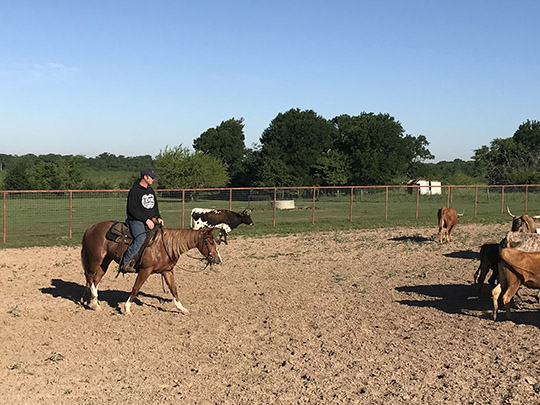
xmin=126 ymin=181 xmax=161 ymax=223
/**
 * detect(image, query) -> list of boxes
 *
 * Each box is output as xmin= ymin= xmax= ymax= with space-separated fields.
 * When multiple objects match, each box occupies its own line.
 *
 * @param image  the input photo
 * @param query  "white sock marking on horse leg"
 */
xmin=90 ymin=283 xmax=98 ymax=299
xmin=89 ymin=283 xmax=100 ymax=310
xmin=124 ymin=299 xmax=132 ymax=314
xmin=174 ymin=298 xmax=189 ymax=314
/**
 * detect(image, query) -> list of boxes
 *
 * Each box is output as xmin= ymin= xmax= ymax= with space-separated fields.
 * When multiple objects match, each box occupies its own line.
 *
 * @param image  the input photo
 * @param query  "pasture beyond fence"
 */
xmin=2 ymin=184 xmax=540 ymax=248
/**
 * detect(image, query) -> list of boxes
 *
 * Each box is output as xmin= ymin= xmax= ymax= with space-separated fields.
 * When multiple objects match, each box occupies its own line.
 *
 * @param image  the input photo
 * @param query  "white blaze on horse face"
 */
xmin=216 ymin=246 xmax=222 ymax=264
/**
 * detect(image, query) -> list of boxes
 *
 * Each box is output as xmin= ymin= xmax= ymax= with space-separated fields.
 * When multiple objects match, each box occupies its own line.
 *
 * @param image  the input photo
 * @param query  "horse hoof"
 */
xmin=89 ymin=300 xmax=100 ymax=311
xmin=123 ymin=302 xmax=132 ymax=315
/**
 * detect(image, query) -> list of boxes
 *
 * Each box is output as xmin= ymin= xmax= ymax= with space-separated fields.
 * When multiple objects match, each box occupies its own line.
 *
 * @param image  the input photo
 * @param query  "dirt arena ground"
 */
xmin=2 ymin=223 xmax=540 ymax=404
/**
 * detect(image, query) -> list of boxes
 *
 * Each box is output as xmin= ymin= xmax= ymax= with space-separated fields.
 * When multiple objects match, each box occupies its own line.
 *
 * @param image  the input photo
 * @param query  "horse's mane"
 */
xmin=162 ymin=229 xmax=198 ymax=258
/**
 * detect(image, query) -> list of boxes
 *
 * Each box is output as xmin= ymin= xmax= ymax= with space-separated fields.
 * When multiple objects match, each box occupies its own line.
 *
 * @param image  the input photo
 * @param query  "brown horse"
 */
xmin=81 ymin=221 xmax=222 ymax=314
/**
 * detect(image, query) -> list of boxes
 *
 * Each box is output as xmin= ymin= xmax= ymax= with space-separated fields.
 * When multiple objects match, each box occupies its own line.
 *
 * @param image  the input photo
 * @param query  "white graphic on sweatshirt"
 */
xmin=141 ymin=194 xmax=155 ymax=209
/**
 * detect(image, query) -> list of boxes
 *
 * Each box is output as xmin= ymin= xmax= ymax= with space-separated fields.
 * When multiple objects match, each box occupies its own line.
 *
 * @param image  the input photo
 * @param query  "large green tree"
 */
xmin=473 ymin=120 xmax=540 ymax=184
xmin=27 ymin=155 xmax=85 ymax=190
xmin=333 ymin=113 xmax=432 ymax=185
xmin=513 ymin=119 xmax=540 ymax=151
xmin=155 ymin=145 xmax=229 ymax=189
xmin=193 ymin=118 xmax=246 ymax=186
xmin=256 ymin=108 xmax=338 ymax=186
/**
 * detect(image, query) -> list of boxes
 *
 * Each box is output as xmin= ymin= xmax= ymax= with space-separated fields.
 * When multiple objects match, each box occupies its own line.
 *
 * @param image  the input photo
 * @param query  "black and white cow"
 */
xmin=190 ymin=208 xmax=253 ymax=244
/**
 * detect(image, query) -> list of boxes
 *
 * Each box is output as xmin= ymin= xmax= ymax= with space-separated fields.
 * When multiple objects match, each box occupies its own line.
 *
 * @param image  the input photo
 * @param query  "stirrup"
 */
xmin=119 ymin=259 xmax=137 ymax=274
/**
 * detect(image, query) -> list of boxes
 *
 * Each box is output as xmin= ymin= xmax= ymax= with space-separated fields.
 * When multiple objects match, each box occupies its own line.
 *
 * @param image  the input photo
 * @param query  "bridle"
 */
xmin=201 ymin=231 xmax=219 ymax=267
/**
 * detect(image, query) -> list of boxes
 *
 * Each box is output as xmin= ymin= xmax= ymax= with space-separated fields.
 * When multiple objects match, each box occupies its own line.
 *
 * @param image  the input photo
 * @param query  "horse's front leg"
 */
xmin=124 ymin=268 xmax=152 ymax=314
xmin=162 ymin=270 xmax=189 ymax=314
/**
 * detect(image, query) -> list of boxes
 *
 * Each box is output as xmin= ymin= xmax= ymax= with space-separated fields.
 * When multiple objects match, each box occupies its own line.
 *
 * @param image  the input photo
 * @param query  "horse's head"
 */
xmin=198 ymin=229 xmax=222 ymax=266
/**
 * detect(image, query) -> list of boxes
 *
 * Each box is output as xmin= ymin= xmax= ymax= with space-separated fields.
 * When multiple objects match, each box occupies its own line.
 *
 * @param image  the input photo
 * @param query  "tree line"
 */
xmin=1 ymin=109 xmax=538 ymax=190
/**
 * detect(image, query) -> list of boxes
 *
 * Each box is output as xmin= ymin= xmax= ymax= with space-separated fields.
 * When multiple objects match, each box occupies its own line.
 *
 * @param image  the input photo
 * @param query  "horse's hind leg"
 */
xmin=162 ymin=271 xmax=189 ymax=314
xmin=83 ymin=257 xmax=111 ymax=311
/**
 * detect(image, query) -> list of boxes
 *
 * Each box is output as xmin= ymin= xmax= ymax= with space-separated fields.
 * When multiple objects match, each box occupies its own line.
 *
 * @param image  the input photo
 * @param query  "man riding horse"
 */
xmin=119 ymin=168 xmax=163 ymax=273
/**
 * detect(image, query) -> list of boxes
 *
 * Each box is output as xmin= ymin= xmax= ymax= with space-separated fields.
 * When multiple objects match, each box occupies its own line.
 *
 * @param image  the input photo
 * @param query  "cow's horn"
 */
xmin=457 ymin=210 xmax=464 ymax=217
xmin=507 ymin=206 xmax=517 ymax=218
xmin=532 ymin=214 xmax=540 ymax=219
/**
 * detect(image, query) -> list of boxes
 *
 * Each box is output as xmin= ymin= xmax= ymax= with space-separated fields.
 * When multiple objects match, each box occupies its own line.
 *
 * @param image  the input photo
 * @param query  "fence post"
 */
xmin=385 ymin=186 xmax=389 ymax=220
xmin=69 ymin=191 xmax=73 ymax=239
xmin=447 ymin=186 xmax=450 ymax=207
xmin=501 ymin=186 xmax=505 ymax=214
xmin=273 ymin=188 xmax=277 ymax=227
xmin=312 ymin=187 xmax=316 ymax=225
xmin=474 ymin=186 xmax=478 ymax=216
xmin=229 ymin=188 xmax=232 ymax=211
xmin=3 ymin=192 xmax=6 ymax=243
xmin=182 ymin=190 xmax=185 ymax=229
xmin=525 ymin=185 xmax=529 ymax=213
xmin=349 ymin=187 xmax=353 ymax=222
xmin=415 ymin=186 xmax=419 ymax=219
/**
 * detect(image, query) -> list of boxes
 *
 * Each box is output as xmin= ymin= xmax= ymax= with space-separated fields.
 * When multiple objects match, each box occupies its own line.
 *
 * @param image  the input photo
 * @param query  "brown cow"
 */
xmin=492 ymin=248 xmax=540 ymax=320
xmin=507 ymin=206 xmax=540 ymax=233
xmin=437 ymin=206 xmax=460 ymax=244
xmin=475 ymin=220 xmax=540 ymax=295
xmin=474 ymin=242 xmax=500 ymax=295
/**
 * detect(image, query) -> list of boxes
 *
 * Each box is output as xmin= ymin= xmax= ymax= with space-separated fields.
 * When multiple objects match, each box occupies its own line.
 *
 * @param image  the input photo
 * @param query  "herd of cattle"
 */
xmin=195 ymin=205 xmax=540 ymax=322
xmin=190 ymin=206 xmax=540 ymax=321
xmin=439 ymin=205 xmax=540 ymax=320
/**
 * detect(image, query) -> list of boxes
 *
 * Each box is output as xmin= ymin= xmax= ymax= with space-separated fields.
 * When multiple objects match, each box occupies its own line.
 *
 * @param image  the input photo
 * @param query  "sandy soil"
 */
xmin=2 ymin=223 xmax=540 ymax=404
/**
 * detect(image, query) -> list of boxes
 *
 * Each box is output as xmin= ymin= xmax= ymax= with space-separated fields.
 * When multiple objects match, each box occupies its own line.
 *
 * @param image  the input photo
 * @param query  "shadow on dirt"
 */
xmin=40 ymin=278 xmax=172 ymax=309
xmin=389 ymin=235 xmax=432 ymax=243
xmin=444 ymin=250 xmax=480 ymax=260
xmin=396 ymin=283 xmax=540 ymax=328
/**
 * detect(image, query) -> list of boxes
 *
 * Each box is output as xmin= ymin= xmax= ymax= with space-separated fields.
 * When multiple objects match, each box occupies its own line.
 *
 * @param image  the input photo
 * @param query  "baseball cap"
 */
xmin=140 ymin=168 xmax=156 ymax=179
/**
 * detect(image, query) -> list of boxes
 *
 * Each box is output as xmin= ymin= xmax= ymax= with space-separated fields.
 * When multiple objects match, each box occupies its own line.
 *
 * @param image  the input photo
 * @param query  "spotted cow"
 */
xmin=191 ymin=208 xmax=253 ymax=244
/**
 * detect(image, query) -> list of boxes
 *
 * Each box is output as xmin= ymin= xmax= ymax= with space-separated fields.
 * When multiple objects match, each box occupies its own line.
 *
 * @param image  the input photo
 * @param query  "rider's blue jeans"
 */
xmin=121 ymin=219 xmax=146 ymax=265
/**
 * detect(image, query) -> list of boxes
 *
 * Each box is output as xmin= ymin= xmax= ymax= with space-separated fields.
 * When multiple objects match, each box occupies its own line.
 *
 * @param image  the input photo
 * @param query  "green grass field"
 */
xmin=1 ymin=185 xmax=539 ymax=248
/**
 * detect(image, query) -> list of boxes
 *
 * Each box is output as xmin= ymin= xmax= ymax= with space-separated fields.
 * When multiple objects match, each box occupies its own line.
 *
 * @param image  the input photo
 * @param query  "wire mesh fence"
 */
xmin=2 ymin=184 xmax=540 ymax=248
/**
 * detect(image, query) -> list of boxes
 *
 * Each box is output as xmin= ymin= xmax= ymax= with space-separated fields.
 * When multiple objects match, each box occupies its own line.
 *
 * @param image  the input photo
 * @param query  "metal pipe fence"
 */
xmin=2 ymin=184 xmax=540 ymax=247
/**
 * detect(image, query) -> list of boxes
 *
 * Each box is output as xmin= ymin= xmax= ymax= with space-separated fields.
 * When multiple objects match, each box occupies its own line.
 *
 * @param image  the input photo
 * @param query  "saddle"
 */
xmin=106 ymin=222 xmax=134 ymax=265
xmin=108 ymin=221 xmax=163 ymax=274
xmin=105 ymin=222 xmax=133 ymax=243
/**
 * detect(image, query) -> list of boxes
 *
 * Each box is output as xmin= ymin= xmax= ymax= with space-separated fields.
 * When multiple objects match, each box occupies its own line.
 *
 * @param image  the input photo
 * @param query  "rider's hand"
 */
xmin=146 ymin=219 xmax=155 ymax=229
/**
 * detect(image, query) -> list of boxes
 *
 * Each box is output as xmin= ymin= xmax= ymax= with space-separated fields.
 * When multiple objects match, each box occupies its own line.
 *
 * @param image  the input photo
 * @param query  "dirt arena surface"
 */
xmin=2 ymin=223 xmax=540 ymax=404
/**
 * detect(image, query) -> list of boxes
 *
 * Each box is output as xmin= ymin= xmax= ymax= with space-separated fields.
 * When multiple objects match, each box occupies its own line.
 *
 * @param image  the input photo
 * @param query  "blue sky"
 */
xmin=1 ymin=0 xmax=539 ymax=162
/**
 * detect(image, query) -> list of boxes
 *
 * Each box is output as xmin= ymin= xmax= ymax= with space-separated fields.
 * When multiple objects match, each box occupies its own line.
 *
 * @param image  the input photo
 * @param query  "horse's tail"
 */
xmin=80 ymin=229 xmax=92 ymax=285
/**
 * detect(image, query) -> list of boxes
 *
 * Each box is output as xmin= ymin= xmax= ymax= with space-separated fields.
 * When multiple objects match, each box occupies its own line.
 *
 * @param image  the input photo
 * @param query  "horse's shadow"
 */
xmin=444 ymin=250 xmax=480 ymax=260
xmin=40 ymin=278 xmax=173 ymax=310
xmin=395 ymin=283 xmax=540 ymax=328
xmin=389 ymin=235 xmax=432 ymax=243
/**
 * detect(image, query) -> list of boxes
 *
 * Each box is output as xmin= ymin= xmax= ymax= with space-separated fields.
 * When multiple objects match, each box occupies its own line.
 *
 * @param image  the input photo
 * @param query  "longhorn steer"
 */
xmin=190 ymin=208 xmax=253 ymax=244
xmin=492 ymin=248 xmax=540 ymax=320
xmin=437 ymin=207 xmax=460 ymax=244
xmin=506 ymin=206 xmax=540 ymax=233
xmin=490 ymin=231 xmax=540 ymax=319
xmin=474 ymin=242 xmax=500 ymax=295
